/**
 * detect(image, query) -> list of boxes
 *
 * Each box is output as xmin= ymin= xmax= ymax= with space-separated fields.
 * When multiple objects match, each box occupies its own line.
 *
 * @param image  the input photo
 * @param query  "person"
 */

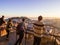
xmin=15 ymin=18 xmax=25 ymax=45
xmin=6 ymin=19 xmax=13 ymax=40
xmin=0 ymin=15 xmax=5 ymax=37
xmin=0 ymin=15 xmax=5 ymax=26
xmin=33 ymin=16 xmax=45 ymax=45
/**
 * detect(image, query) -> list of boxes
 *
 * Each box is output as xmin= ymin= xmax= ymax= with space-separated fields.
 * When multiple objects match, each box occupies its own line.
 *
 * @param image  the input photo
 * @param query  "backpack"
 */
xmin=16 ymin=22 xmax=24 ymax=34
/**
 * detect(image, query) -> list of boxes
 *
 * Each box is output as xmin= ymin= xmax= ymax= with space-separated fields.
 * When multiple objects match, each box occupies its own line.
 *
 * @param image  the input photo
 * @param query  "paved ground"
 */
xmin=0 ymin=30 xmax=58 ymax=45
xmin=0 ymin=31 xmax=16 ymax=45
xmin=0 ymin=31 xmax=33 ymax=45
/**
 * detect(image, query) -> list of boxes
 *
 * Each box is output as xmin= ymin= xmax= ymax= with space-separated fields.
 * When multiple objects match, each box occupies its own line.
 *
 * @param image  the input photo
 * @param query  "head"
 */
xmin=9 ymin=19 xmax=12 ymax=22
xmin=22 ymin=18 xmax=25 ymax=22
xmin=1 ymin=15 xmax=4 ymax=19
xmin=38 ymin=15 xmax=43 ymax=21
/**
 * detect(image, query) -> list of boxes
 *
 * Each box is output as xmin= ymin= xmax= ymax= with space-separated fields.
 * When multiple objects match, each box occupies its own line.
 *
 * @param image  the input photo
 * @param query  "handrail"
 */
xmin=25 ymin=30 xmax=60 ymax=44
xmin=25 ymin=30 xmax=60 ymax=45
xmin=25 ymin=30 xmax=60 ymax=37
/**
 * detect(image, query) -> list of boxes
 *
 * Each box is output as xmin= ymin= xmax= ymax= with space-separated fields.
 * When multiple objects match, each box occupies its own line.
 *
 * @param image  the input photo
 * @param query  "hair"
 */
xmin=8 ymin=19 xmax=12 ymax=22
xmin=22 ymin=18 xmax=25 ymax=22
xmin=38 ymin=15 xmax=43 ymax=21
xmin=2 ymin=15 xmax=4 ymax=18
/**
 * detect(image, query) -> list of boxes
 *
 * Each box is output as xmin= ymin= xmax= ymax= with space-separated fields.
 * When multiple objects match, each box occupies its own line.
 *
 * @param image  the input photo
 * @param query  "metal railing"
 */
xmin=0 ymin=24 xmax=60 ymax=45
xmin=23 ymin=25 xmax=60 ymax=45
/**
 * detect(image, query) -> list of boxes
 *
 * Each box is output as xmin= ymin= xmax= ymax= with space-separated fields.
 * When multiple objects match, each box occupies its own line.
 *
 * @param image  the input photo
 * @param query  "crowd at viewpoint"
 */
xmin=0 ymin=15 xmax=51 ymax=45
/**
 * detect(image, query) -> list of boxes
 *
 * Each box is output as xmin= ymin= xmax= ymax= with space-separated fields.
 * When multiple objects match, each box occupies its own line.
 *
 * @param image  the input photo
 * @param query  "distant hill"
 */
xmin=5 ymin=17 xmax=31 ymax=23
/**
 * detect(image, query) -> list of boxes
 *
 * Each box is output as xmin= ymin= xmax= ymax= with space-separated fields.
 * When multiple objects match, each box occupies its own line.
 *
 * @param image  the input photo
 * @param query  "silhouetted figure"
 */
xmin=15 ymin=18 xmax=25 ymax=45
xmin=0 ymin=16 xmax=5 ymax=37
xmin=6 ymin=19 xmax=12 ymax=40
xmin=0 ymin=16 xmax=5 ymax=26
xmin=33 ymin=16 xmax=45 ymax=45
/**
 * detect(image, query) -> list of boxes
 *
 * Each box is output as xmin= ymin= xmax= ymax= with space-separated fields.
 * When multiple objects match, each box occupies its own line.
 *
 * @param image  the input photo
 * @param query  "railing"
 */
xmin=24 ymin=25 xmax=60 ymax=45
xmin=24 ymin=31 xmax=59 ymax=45
xmin=0 ymin=24 xmax=60 ymax=45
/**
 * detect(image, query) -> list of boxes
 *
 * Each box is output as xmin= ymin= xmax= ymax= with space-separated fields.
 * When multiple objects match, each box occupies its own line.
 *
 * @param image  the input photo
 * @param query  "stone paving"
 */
xmin=0 ymin=31 xmax=58 ymax=45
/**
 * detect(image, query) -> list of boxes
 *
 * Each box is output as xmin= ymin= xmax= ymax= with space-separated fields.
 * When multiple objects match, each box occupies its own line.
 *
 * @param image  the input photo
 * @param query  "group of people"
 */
xmin=0 ymin=15 xmax=45 ymax=45
xmin=14 ymin=15 xmax=45 ymax=45
xmin=0 ymin=16 xmax=13 ymax=39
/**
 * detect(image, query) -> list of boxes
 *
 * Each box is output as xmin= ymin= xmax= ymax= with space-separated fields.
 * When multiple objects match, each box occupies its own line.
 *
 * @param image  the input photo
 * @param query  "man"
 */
xmin=15 ymin=18 xmax=25 ymax=45
xmin=0 ymin=16 xmax=5 ymax=26
xmin=33 ymin=16 xmax=45 ymax=45
xmin=6 ymin=19 xmax=13 ymax=40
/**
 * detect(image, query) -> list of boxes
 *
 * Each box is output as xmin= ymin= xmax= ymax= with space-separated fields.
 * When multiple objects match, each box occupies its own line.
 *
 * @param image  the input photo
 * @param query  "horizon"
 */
xmin=3 ymin=16 xmax=60 ymax=19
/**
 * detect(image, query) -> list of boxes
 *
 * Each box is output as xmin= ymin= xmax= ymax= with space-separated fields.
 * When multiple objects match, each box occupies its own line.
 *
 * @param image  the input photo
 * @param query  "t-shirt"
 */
xmin=16 ymin=22 xmax=25 ymax=31
xmin=16 ymin=22 xmax=25 ymax=34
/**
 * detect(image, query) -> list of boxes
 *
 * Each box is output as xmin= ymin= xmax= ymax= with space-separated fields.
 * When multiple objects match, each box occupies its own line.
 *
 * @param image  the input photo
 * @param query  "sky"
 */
xmin=0 ymin=0 xmax=60 ymax=18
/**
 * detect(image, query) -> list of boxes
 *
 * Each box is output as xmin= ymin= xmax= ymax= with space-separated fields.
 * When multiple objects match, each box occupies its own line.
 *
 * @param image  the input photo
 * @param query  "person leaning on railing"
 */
xmin=33 ymin=15 xmax=45 ymax=45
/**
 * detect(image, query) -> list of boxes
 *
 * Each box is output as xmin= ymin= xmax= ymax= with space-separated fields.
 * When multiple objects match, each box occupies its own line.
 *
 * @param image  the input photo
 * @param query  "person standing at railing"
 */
xmin=14 ymin=18 xmax=26 ymax=45
xmin=33 ymin=15 xmax=45 ymax=45
xmin=6 ymin=19 xmax=13 ymax=40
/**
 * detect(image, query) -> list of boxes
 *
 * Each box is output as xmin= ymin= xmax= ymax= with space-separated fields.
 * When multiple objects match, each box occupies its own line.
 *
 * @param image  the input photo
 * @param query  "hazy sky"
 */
xmin=0 ymin=0 xmax=60 ymax=18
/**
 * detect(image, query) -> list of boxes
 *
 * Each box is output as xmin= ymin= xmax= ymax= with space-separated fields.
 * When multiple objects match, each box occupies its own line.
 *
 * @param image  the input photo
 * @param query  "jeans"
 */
xmin=15 ymin=30 xmax=24 ymax=45
xmin=6 ymin=30 xmax=9 ymax=38
xmin=33 ymin=36 xmax=41 ymax=45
